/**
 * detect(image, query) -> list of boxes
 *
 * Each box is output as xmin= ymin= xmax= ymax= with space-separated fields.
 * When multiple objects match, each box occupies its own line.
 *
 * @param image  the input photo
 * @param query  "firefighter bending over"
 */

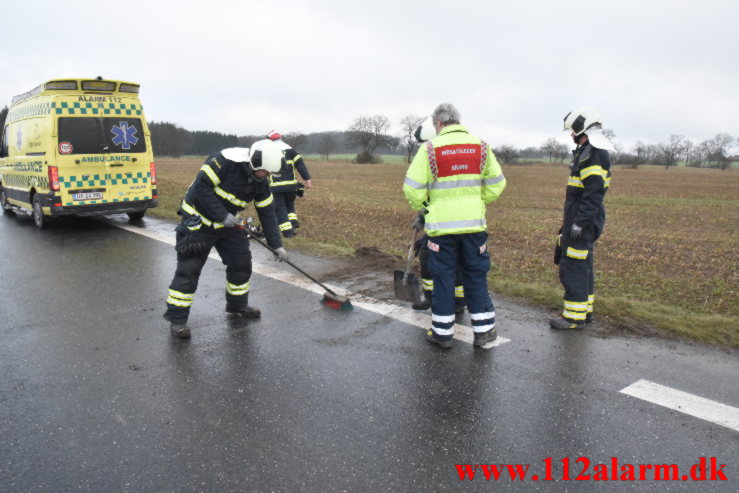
xmin=163 ymin=140 xmax=289 ymax=339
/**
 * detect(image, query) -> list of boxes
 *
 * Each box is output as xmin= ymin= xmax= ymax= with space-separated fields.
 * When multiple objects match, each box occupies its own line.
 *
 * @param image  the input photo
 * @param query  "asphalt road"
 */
xmin=0 ymin=212 xmax=737 ymax=492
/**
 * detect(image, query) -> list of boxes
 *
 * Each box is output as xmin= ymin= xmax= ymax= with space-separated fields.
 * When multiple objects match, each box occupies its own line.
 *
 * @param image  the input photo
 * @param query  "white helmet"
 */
xmin=414 ymin=117 xmax=437 ymax=143
xmin=249 ymin=138 xmax=285 ymax=176
xmin=563 ymin=106 xmax=602 ymax=136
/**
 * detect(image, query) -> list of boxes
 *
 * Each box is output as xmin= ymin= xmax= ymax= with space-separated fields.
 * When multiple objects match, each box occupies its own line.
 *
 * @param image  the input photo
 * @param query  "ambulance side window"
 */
xmin=0 ymin=126 xmax=8 ymax=157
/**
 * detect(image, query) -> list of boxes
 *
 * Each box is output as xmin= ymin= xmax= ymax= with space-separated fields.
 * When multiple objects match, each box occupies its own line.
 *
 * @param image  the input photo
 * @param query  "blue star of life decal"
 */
xmin=111 ymin=121 xmax=139 ymax=150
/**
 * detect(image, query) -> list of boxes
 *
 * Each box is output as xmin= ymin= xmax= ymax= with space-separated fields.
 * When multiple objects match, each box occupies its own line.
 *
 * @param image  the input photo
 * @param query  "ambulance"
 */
xmin=0 ymin=77 xmax=157 ymax=227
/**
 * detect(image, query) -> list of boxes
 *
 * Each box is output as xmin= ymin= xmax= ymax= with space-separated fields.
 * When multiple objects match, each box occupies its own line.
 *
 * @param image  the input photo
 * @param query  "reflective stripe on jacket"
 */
xmin=403 ymin=124 xmax=506 ymax=237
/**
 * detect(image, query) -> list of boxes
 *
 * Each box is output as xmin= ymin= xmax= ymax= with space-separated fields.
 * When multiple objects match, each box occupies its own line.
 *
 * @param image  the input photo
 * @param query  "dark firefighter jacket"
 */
xmin=180 ymin=152 xmax=283 ymax=249
xmin=562 ymin=143 xmax=612 ymax=244
xmin=271 ymin=146 xmax=311 ymax=193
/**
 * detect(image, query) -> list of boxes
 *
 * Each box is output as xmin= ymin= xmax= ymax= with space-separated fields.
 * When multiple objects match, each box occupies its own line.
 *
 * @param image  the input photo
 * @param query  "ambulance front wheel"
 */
xmin=0 ymin=187 xmax=13 ymax=214
xmin=127 ymin=210 xmax=146 ymax=222
xmin=32 ymin=195 xmax=49 ymax=229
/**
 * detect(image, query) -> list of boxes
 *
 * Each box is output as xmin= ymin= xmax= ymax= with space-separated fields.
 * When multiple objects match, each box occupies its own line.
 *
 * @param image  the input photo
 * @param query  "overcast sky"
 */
xmin=2 ymin=0 xmax=737 ymax=149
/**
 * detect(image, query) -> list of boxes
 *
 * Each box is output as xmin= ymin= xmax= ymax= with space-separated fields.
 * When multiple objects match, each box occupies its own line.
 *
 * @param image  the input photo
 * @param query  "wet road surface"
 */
xmin=0 ymin=212 xmax=737 ymax=492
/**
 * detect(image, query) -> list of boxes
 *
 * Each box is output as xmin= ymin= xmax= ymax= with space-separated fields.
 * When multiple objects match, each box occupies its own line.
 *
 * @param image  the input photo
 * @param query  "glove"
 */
xmin=554 ymin=234 xmax=562 ymax=265
xmin=570 ymin=223 xmax=583 ymax=240
xmin=274 ymin=247 xmax=289 ymax=262
xmin=222 ymin=213 xmax=240 ymax=228
xmin=411 ymin=211 xmax=426 ymax=231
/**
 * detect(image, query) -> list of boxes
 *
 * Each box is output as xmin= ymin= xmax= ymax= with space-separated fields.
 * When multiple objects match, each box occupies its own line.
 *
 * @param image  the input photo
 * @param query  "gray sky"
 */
xmin=2 ymin=0 xmax=737 ymax=150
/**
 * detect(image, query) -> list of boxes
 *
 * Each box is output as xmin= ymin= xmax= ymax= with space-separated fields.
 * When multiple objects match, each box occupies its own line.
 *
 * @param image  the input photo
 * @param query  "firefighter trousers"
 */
xmin=426 ymin=232 xmax=495 ymax=339
xmin=164 ymin=226 xmax=252 ymax=324
xmin=558 ymin=240 xmax=595 ymax=322
xmin=418 ymin=239 xmax=465 ymax=308
xmin=274 ymin=191 xmax=298 ymax=236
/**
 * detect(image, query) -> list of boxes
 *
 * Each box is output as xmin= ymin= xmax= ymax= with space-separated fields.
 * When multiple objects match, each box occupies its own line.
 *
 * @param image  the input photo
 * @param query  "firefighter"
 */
xmin=410 ymin=118 xmax=465 ymax=314
xmin=163 ymin=139 xmax=289 ymax=339
xmin=403 ymin=104 xmax=506 ymax=348
xmin=267 ymin=131 xmax=312 ymax=237
xmin=550 ymin=106 xmax=614 ymax=330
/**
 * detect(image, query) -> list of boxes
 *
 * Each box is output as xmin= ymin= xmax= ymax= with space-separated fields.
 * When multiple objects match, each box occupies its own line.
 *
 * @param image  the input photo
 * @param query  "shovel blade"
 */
xmin=393 ymin=270 xmax=423 ymax=304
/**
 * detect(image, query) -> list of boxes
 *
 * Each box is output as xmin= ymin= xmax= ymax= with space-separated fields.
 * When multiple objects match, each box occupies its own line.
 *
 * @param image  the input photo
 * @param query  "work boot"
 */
xmin=425 ymin=329 xmax=453 ymax=349
xmin=283 ymin=230 xmax=296 ymax=238
xmin=412 ymin=292 xmax=432 ymax=310
xmin=290 ymin=219 xmax=300 ymax=229
xmin=585 ymin=313 xmax=594 ymax=324
xmin=473 ymin=328 xmax=497 ymax=347
xmin=549 ymin=317 xmax=586 ymax=330
xmin=169 ymin=322 xmax=191 ymax=339
xmin=226 ymin=305 xmax=262 ymax=320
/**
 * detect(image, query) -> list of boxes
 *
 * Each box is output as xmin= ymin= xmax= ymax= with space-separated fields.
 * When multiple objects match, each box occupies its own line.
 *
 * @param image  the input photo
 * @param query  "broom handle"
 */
xmin=240 ymin=226 xmax=340 ymax=296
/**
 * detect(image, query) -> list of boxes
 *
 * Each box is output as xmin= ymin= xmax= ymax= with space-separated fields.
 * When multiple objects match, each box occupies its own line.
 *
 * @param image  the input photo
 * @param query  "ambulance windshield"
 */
xmin=58 ymin=117 xmax=146 ymax=154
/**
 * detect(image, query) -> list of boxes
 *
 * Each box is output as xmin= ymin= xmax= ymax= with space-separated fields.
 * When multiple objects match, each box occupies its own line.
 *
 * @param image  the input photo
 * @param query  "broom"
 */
xmin=239 ymin=221 xmax=353 ymax=311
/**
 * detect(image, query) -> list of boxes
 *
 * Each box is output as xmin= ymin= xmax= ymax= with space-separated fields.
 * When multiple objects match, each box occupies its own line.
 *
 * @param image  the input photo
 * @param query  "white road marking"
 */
xmin=620 ymin=379 xmax=739 ymax=432
xmin=110 ymin=220 xmax=511 ymax=348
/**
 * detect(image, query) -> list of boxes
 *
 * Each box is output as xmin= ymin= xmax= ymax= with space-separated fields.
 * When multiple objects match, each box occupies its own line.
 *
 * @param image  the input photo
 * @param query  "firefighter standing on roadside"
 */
xmin=403 ymin=103 xmax=506 ymax=348
xmin=550 ymin=106 xmax=614 ymax=330
xmin=267 ymin=131 xmax=312 ymax=237
xmin=410 ymin=118 xmax=466 ymax=314
xmin=163 ymin=139 xmax=289 ymax=339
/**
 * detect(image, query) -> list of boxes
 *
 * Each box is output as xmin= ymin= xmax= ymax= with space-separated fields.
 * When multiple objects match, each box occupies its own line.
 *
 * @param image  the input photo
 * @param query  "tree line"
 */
xmin=0 ymin=106 xmax=735 ymax=168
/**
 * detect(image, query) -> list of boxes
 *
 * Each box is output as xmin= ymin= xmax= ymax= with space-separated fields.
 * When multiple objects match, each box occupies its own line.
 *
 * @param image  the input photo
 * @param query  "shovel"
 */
xmin=393 ymin=227 xmax=423 ymax=304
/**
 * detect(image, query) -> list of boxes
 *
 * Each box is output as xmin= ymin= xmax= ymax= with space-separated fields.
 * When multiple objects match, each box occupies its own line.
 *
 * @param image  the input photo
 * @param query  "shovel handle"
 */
xmin=402 ymin=227 xmax=417 ymax=284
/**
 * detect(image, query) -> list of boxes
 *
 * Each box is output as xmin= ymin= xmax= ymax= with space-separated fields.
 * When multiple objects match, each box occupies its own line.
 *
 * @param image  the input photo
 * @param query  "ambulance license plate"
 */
xmin=72 ymin=192 xmax=103 ymax=201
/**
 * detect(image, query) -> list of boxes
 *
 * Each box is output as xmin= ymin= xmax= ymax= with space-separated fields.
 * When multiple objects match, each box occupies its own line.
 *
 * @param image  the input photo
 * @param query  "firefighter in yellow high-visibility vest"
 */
xmin=403 ymin=104 xmax=506 ymax=348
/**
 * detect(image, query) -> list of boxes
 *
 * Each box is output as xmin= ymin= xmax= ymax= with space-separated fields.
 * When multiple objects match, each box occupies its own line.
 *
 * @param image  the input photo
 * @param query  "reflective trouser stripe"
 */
xmin=288 ymin=213 xmax=298 ymax=220
xmin=422 ymin=278 xmax=433 ymax=292
xmin=167 ymin=289 xmax=194 ymax=307
xmin=279 ymin=221 xmax=293 ymax=231
xmin=455 ymin=285 xmax=464 ymax=298
xmin=226 ymin=281 xmax=250 ymax=296
xmin=566 ymin=247 xmax=589 ymax=259
xmin=562 ymin=299 xmax=588 ymax=321
xmin=563 ymin=310 xmax=587 ymax=320
xmin=588 ymin=294 xmax=595 ymax=313
xmin=470 ymin=310 xmax=496 ymax=333
xmin=431 ymin=313 xmax=455 ymax=336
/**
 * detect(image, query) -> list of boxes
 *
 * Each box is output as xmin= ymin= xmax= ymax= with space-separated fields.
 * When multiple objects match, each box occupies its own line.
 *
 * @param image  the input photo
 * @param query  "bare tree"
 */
xmin=540 ymin=138 xmax=560 ymax=163
xmin=494 ymin=144 xmax=519 ymax=165
xmin=282 ymin=132 xmax=306 ymax=150
xmin=682 ymin=140 xmax=694 ymax=167
xmin=318 ymin=134 xmax=336 ymax=161
xmin=347 ymin=114 xmax=393 ymax=163
xmin=632 ymin=141 xmax=648 ymax=165
xmin=707 ymin=133 xmax=735 ymax=170
xmin=555 ymin=142 xmax=570 ymax=163
xmin=661 ymin=134 xmax=685 ymax=169
xmin=399 ymin=114 xmax=424 ymax=163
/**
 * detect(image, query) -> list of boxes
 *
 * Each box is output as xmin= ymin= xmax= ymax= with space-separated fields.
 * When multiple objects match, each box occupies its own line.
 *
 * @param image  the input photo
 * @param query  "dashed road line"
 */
xmin=620 ymin=379 xmax=739 ymax=432
xmin=109 ymin=220 xmax=511 ymax=348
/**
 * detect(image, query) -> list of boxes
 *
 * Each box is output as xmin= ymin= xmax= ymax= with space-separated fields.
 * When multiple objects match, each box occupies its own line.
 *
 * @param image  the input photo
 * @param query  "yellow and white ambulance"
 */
xmin=0 ymin=77 xmax=158 ymax=227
